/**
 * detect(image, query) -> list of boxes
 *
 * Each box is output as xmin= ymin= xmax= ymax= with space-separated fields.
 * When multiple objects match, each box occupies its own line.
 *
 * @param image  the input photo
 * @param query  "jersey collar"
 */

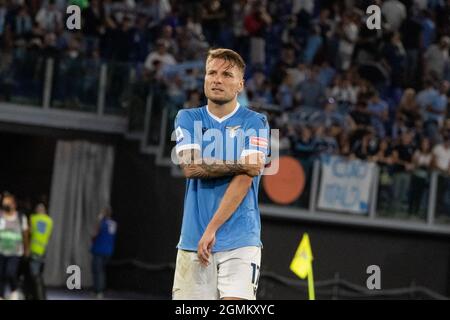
xmin=206 ymin=102 xmax=240 ymax=123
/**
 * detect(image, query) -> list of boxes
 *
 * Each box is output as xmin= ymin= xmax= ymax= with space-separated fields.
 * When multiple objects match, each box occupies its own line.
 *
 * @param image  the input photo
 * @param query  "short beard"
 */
xmin=208 ymin=97 xmax=233 ymax=105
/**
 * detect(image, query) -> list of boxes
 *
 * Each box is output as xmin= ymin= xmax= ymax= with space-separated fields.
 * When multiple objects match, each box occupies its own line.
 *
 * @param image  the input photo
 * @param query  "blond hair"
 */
xmin=206 ymin=48 xmax=246 ymax=76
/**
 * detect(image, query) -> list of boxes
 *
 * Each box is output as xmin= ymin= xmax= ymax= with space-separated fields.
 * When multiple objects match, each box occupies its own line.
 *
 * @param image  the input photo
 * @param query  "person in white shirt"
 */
xmin=35 ymin=0 xmax=62 ymax=32
xmin=432 ymin=133 xmax=450 ymax=216
xmin=144 ymin=39 xmax=176 ymax=73
xmin=409 ymin=138 xmax=433 ymax=216
xmin=424 ymin=36 xmax=450 ymax=80
xmin=337 ymin=14 xmax=358 ymax=71
xmin=0 ymin=193 xmax=29 ymax=300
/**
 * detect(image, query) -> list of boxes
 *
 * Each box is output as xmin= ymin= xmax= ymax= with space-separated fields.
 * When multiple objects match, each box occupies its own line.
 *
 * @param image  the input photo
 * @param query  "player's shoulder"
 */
xmin=240 ymin=106 xmax=269 ymax=127
xmin=176 ymin=105 xmax=206 ymax=120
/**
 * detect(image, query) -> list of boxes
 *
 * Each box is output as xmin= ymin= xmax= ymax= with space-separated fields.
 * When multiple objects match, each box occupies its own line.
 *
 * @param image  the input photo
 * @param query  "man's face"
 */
xmin=2 ymin=197 xmax=16 ymax=212
xmin=204 ymin=58 xmax=244 ymax=105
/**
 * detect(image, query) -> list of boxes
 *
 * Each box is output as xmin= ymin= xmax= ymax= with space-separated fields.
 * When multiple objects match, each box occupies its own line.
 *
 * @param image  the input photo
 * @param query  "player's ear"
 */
xmin=237 ymin=77 xmax=244 ymax=94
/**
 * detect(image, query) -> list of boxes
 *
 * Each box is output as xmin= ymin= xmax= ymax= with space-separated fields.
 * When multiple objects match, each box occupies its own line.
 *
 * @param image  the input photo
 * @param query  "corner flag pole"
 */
xmin=307 ymin=266 xmax=315 ymax=300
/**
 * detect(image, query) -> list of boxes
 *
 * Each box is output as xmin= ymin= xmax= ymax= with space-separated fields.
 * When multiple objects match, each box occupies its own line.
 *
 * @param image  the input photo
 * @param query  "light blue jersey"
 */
xmin=174 ymin=103 xmax=270 ymax=252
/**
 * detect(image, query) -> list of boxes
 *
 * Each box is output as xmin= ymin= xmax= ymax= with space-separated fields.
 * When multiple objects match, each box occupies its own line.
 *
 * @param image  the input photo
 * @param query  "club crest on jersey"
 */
xmin=250 ymin=136 xmax=268 ymax=149
xmin=226 ymin=125 xmax=241 ymax=138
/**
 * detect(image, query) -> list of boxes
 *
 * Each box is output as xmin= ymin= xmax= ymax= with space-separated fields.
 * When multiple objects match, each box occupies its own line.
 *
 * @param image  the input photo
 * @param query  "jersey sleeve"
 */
xmin=174 ymin=109 xmax=202 ymax=155
xmin=241 ymin=114 xmax=270 ymax=159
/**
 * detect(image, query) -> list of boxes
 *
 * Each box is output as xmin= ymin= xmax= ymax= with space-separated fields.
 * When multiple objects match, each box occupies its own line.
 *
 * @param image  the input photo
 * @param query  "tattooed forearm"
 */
xmin=178 ymin=149 xmax=263 ymax=179
xmin=181 ymin=161 xmax=247 ymax=178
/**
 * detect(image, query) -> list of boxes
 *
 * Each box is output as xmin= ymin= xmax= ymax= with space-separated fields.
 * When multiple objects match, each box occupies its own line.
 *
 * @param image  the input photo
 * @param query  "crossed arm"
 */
xmin=178 ymin=148 xmax=264 ymax=179
xmin=177 ymin=149 xmax=265 ymax=266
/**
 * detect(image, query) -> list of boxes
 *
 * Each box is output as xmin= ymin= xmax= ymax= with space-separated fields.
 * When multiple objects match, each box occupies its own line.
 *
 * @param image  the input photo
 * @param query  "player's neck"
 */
xmin=207 ymin=99 xmax=239 ymax=119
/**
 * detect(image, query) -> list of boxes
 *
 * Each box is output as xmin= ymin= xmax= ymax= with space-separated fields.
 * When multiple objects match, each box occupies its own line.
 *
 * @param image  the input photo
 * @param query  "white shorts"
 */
xmin=172 ymin=246 xmax=262 ymax=300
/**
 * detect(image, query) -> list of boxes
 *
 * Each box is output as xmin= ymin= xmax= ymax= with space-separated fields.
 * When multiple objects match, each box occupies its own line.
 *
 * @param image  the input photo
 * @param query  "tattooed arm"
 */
xmin=178 ymin=149 xmax=265 ymax=179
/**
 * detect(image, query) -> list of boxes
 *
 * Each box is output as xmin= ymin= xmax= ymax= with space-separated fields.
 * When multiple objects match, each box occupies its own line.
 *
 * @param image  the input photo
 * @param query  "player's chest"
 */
xmin=199 ymin=120 xmax=246 ymax=160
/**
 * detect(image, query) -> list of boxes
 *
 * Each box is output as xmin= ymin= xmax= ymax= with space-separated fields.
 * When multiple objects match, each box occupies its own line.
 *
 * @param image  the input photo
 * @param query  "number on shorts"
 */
xmin=251 ymin=263 xmax=260 ymax=286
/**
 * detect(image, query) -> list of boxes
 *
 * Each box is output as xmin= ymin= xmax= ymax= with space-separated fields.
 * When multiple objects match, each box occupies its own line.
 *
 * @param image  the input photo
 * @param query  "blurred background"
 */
xmin=0 ymin=0 xmax=449 ymax=300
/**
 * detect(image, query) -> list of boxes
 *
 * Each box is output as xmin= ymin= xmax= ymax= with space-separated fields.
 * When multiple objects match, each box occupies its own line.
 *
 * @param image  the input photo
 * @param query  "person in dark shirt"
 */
xmin=399 ymin=8 xmax=422 ymax=87
xmin=81 ymin=0 xmax=103 ymax=55
xmin=371 ymin=138 xmax=395 ymax=213
xmin=350 ymin=100 xmax=372 ymax=128
xmin=391 ymin=130 xmax=417 ymax=213
xmin=350 ymin=130 xmax=379 ymax=160
xmin=91 ymin=206 xmax=117 ymax=299
xmin=291 ymin=125 xmax=317 ymax=160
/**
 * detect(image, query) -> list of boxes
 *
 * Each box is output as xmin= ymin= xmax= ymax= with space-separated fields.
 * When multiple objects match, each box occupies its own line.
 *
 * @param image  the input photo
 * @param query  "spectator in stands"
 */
xmin=158 ymin=24 xmax=178 ymax=56
xmin=290 ymin=63 xmax=309 ymax=88
xmin=350 ymin=100 xmax=372 ymax=133
xmin=175 ymin=26 xmax=208 ymax=62
xmin=423 ymin=80 xmax=449 ymax=143
xmin=392 ymin=130 xmax=417 ymax=213
xmin=270 ymin=44 xmax=297 ymax=85
xmin=13 ymin=5 xmax=33 ymax=43
xmin=201 ymin=0 xmax=225 ymax=47
xmin=111 ymin=15 xmax=135 ymax=62
xmin=276 ymin=70 xmax=295 ymax=111
xmin=315 ymin=126 xmax=340 ymax=157
xmin=370 ymin=138 xmax=394 ymax=167
xmin=329 ymin=75 xmax=358 ymax=112
xmin=144 ymin=38 xmax=176 ymax=73
xmin=303 ymin=24 xmax=323 ymax=64
xmin=336 ymin=12 xmax=358 ymax=71
xmin=432 ymin=132 xmax=450 ymax=215
xmin=338 ymin=132 xmax=352 ymax=157
xmin=371 ymin=137 xmax=395 ymax=210
xmin=351 ymin=129 xmax=379 ymax=161
xmin=397 ymin=88 xmax=422 ymax=130
xmin=432 ymin=132 xmax=450 ymax=175
xmin=295 ymin=66 xmax=326 ymax=109
xmin=309 ymin=97 xmax=356 ymax=134
xmin=82 ymin=0 xmax=104 ymax=56
xmin=367 ymin=90 xmax=389 ymax=138
xmin=291 ymin=125 xmax=317 ymax=161
xmin=0 ymin=192 xmax=29 ymax=300
xmin=418 ymin=9 xmax=436 ymax=51
xmin=91 ymin=206 xmax=117 ymax=299
xmin=246 ymin=68 xmax=273 ymax=105
xmin=409 ymin=138 xmax=433 ymax=217
xmin=317 ymin=61 xmax=336 ymax=88
xmin=137 ymin=0 xmax=171 ymax=23
xmin=244 ymin=0 xmax=271 ymax=66
xmin=280 ymin=14 xmax=302 ymax=54
xmin=35 ymin=0 xmax=62 ymax=33
xmin=416 ymin=78 xmax=439 ymax=114
xmin=399 ymin=7 xmax=422 ymax=87
xmin=424 ymin=36 xmax=450 ymax=80
xmin=382 ymin=31 xmax=407 ymax=88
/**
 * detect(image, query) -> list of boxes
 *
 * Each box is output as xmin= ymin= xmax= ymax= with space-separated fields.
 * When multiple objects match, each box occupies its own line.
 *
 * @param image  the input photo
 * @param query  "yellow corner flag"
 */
xmin=290 ymin=233 xmax=315 ymax=300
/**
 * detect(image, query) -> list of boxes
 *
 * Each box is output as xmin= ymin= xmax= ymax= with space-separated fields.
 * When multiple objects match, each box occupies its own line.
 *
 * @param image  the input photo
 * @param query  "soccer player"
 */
xmin=172 ymin=48 xmax=270 ymax=300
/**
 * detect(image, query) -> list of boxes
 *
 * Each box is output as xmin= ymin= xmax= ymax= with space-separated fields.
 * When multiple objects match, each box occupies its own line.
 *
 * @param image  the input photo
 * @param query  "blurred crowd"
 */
xmin=0 ymin=0 xmax=449 ymax=176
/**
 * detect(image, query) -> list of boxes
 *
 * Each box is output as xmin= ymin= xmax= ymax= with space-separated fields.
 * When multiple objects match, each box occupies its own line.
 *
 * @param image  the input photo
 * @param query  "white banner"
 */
xmin=317 ymin=156 xmax=376 ymax=214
